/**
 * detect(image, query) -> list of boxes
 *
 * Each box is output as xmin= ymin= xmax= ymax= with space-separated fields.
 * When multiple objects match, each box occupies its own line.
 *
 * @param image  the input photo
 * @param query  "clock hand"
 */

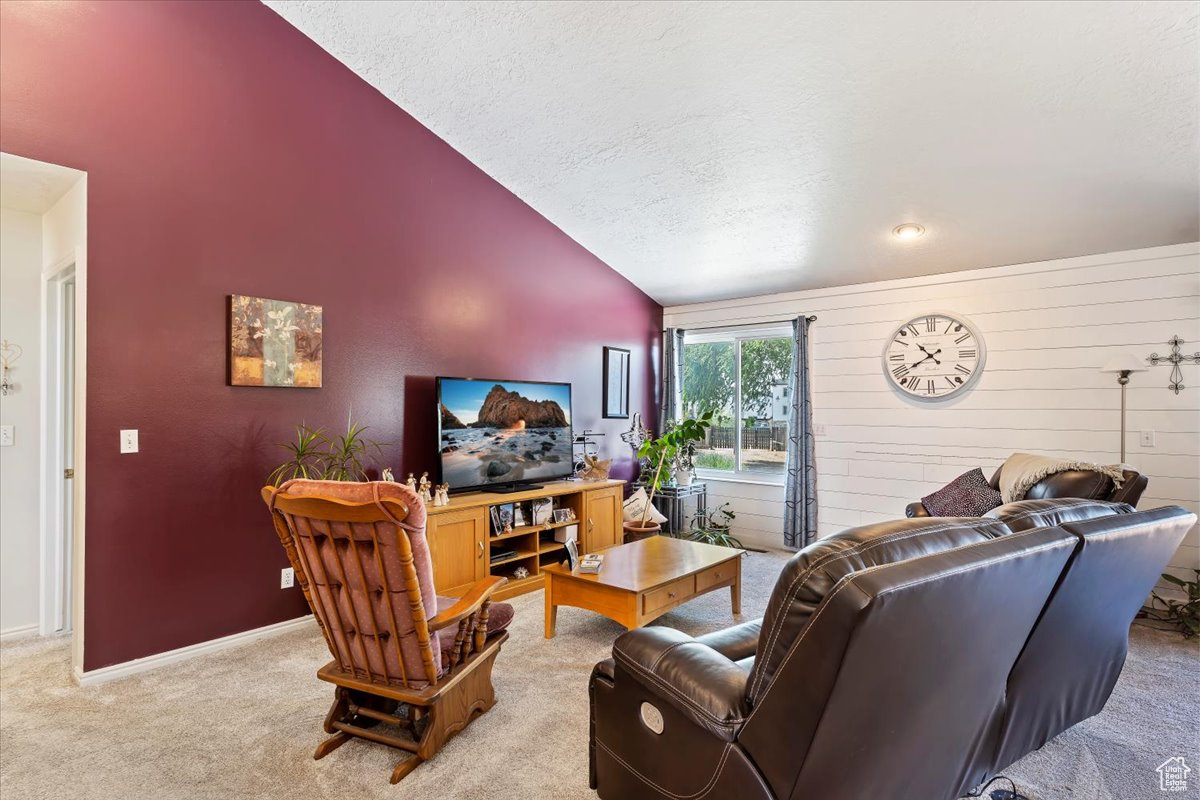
xmin=909 ymin=349 xmax=944 ymax=369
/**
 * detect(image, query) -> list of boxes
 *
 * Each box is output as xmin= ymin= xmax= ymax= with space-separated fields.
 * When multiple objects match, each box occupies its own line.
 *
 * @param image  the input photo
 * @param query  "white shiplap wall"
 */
xmin=664 ymin=243 xmax=1200 ymax=586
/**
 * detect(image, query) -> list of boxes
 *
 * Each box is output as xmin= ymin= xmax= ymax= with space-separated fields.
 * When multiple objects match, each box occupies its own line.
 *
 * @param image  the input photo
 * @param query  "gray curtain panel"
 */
xmin=784 ymin=316 xmax=817 ymax=549
xmin=659 ymin=328 xmax=685 ymax=435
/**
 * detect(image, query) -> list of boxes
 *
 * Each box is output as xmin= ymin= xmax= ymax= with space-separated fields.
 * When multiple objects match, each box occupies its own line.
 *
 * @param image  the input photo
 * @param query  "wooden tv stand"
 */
xmin=425 ymin=479 xmax=626 ymax=601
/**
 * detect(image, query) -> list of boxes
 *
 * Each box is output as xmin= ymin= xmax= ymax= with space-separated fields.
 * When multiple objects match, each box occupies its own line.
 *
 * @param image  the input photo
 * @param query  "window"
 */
xmin=681 ymin=327 xmax=794 ymax=481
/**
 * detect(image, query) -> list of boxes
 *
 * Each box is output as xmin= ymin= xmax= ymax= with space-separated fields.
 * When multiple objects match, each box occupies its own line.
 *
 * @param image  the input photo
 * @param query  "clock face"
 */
xmin=882 ymin=313 xmax=985 ymax=401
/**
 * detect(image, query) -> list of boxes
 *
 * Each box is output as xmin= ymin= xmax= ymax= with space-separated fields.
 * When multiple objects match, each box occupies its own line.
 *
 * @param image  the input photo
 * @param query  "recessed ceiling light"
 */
xmin=892 ymin=223 xmax=926 ymax=240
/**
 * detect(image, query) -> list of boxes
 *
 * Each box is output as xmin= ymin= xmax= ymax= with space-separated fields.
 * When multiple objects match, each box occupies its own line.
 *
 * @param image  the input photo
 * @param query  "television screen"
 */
xmin=437 ymin=377 xmax=574 ymax=490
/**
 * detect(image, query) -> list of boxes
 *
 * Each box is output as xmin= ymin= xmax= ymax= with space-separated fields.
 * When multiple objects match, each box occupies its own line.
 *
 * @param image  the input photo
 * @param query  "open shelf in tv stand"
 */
xmin=424 ymin=479 xmax=626 ymax=601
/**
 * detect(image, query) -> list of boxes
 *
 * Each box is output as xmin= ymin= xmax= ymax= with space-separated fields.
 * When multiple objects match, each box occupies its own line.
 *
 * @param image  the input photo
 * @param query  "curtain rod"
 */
xmin=670 ymin=315 xmax=816 ymax=331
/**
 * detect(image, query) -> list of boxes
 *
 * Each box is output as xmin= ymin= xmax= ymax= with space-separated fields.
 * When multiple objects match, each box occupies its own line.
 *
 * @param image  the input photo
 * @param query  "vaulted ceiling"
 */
xmin=265 ymin=1 xmax=1200 ymax=305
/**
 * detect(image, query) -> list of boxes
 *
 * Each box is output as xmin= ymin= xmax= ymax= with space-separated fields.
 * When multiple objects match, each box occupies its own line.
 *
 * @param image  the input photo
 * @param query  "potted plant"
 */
xmin=268 ymin=416 xmax=387 ymax=486
xmin=681 ymin=502 xmax=742 ymax=549
xmin=627 ymin=410 xmax=714 ymax=537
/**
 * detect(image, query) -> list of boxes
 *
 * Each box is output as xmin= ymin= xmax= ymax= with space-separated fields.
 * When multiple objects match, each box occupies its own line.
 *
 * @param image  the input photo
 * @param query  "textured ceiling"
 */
xmin=264 ymin=0 xmax=1200 ymax=305
xmin=0 ymin=152 xmax=82 ymax=214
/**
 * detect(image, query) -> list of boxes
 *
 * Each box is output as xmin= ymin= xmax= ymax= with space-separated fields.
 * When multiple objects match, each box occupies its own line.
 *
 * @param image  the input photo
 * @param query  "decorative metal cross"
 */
xmin=1147 ymin=336 xmax=1200 ymax=395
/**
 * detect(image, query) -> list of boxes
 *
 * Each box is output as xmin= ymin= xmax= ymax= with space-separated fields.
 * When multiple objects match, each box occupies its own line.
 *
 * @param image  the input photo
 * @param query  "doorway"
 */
xmin=0 ymin=151 xmax=86 ymax=676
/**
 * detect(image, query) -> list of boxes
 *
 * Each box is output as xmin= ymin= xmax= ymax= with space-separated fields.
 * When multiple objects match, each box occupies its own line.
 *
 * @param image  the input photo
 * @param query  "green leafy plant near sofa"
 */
xmin=268 ymin=417 xmax=386 ymax=485
xmin=679 ymin=502 xmax=742 ymax=549
xmin=1143 ymin=569 xmax=1200 ymax=638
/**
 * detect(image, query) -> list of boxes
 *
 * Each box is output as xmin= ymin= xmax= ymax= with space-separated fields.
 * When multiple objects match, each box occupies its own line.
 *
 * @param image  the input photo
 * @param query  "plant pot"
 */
xmin=673 ymin=469 xmax=694 ymax=487
xmin=623 ymin=520 xmax=661 ymax=543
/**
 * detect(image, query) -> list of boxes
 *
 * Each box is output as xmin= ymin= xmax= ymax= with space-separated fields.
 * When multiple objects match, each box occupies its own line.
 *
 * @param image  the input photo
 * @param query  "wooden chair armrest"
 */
xmin=427 ymin=576 xmax=507 ymax=632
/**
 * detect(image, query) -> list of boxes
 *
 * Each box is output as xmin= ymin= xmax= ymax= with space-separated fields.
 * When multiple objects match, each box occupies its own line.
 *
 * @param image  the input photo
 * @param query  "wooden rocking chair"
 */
xmin=262 ymin=480 xmax=511 ymax=784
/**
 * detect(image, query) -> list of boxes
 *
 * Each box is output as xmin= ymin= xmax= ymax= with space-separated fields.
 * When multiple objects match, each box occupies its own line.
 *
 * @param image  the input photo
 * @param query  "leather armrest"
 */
xmin=694 ymin=619 xmax=762 ymax=662
xmin=1110 ymin=471 xmax=1148 ymax=507
xmin=611 ymin=627 xmax=749 ymax=741
xmin=906 ymin=501 xmax=931 ymax=518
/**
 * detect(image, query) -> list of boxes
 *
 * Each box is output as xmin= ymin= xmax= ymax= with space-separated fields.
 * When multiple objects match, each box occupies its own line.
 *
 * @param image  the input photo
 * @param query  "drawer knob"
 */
xmin=714 ymin=572 xmax=722 ymax=579
xmin=667 ymin=592 xmax=676 ymax=599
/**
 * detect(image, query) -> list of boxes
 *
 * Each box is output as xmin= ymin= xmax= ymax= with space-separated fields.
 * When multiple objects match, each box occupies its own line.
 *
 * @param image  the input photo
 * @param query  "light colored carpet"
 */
xmin=1 ymin=549 xmax=1196 ymax=800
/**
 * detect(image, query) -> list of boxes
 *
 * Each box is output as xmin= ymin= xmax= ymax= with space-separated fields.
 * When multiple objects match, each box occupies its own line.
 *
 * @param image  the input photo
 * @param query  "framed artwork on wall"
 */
xmin=228 ymin=294 xmax=323 ymax=387
xmin=603 ymin=346 xmax=630 ymax=418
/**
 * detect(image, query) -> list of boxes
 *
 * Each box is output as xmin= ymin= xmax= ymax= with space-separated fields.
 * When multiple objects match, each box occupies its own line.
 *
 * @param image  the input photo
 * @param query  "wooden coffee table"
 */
xmin=542 ymin=536 xmax=742 ymax=638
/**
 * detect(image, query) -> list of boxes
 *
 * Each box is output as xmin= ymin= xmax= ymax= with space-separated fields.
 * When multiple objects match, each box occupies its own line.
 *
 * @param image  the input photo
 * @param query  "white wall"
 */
xmin=0 ymin=207 xmax=44 ymax=635
xmin=665 ymin=243 xmax=1200 ymax=586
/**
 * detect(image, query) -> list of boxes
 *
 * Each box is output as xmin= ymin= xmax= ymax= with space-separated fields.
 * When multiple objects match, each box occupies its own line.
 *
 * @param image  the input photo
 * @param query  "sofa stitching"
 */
xmin=994 ymin=498 xmax=1097 ymax=525
xmin=748 ymin=519 xmax=1002 ymax=699
xmin=594 ymin=739 xmax=733 ymax=800
xmin=746 ymin=525 xmax=1060 ymax=720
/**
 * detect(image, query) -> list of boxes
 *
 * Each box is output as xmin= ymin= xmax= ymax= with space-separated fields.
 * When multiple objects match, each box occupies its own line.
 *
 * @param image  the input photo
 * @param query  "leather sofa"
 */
xmin=589 ymin=499 xmax=1194 ymax=800
xmin=905 ymin=465 xmax=1147 ymax=517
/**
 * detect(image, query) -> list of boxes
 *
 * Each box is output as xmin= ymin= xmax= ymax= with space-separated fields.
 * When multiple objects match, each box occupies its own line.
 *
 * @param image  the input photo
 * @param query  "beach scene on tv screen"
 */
xmin=440 ymin=380 xmax=573 ymax=487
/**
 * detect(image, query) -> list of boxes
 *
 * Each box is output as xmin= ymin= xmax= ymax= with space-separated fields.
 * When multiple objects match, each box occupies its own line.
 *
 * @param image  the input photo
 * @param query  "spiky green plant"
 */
xmin=635 ymin=410 xmax=714 ymax=528
xmin=267 ymin=424 xmax=328 ymax=486
xmin=267 ymin=416 xmax=387 ymax=486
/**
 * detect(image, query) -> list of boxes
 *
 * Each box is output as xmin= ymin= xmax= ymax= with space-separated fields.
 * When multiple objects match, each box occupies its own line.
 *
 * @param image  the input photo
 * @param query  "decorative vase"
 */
xmin=674 ymin=469 xmax=694 ymax=487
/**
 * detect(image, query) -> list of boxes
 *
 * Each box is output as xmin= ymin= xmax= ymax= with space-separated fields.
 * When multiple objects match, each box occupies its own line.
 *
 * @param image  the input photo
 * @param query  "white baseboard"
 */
xmin=0 ymin=623 xmax=39 ymax=642
xmin=74 ymin=615 xmax=315 ymax=687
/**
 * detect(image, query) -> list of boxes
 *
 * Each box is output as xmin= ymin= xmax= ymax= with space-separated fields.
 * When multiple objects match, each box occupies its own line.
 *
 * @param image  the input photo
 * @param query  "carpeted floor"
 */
xmin=1 ymin=549 xmax=1196 ymax=799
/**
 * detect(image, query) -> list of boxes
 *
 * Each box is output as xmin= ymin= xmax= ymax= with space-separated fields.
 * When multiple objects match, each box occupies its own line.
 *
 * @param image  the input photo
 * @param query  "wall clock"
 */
xmin=882 ymin=312 xmax=986 ymax=402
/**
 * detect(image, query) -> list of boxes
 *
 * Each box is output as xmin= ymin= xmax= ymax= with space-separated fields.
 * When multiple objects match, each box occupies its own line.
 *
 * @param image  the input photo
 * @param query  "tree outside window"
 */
xmin=681 ymin=330 xmax=793 ymax=478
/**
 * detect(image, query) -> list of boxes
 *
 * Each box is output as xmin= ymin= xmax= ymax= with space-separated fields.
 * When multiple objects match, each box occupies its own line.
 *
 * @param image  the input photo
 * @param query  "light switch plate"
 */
xmin=1140 ymin=430 xmax=1156 ymax=448
xmin=120 ymin=429 xmax=139 ymax=453
xmin=0 ymin=425 xmax=13 ymax=447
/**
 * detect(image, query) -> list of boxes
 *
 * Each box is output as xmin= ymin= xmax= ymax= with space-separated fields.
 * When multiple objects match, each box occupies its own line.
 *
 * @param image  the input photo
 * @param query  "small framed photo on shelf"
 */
xmin=496 ymin=503 xmax=514 ymax=532
xmin=489 ymin=506 xmax=502 ymax=534
xmin=513 ymin=502 xmax=527 ymax=527
xmin=564 ymin=538 xmax=580 ymax=571
xmin=531 ymin=497 xmax=553 ymax=525
xmin=552 ymin=508 xmax=575 ymax=524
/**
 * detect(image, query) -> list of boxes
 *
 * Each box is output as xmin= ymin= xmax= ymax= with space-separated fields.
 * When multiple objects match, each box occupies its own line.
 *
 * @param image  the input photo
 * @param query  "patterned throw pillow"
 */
xmin=921 ymin=468 xmax=1004 ymax=517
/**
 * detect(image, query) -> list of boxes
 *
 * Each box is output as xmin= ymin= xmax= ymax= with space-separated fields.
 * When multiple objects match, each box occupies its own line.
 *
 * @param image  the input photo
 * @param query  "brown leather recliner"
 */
xmin=589 ymin=501 xmax=1196 ymax=800
xmin=906 ymin=463 xmax=1147 ymax=517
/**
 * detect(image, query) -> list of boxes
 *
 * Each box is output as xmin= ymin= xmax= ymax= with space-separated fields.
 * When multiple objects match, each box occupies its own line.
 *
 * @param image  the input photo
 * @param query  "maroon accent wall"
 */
xmin=0 ymin=1 xmax=661 ymax=670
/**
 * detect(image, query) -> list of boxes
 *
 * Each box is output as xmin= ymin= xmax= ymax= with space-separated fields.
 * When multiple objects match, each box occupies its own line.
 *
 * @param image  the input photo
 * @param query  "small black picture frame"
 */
xmin=603 ymin=346 xmax=631 ymax=419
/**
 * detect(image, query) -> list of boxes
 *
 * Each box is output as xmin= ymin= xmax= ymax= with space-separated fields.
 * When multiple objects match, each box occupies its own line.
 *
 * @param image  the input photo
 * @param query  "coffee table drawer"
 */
xmin=643 ymin=576 xmax=695 ymax=616
xmin=696 ymin=562 xmax=735 ymax=592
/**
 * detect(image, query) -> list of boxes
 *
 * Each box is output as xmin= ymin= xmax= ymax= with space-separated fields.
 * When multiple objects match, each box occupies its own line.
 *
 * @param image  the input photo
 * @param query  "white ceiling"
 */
xmin=0 ymin=153 xmax=83 ymax=215
xmin=265 ymin=0 xmax=1200 ymax=305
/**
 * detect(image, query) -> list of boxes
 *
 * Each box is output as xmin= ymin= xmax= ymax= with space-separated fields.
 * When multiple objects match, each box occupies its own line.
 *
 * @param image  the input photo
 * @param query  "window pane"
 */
xmin=738 ymin=337 xmax=792 ymax=476
xmin=682 ymin=340 xmax=735 ymax=472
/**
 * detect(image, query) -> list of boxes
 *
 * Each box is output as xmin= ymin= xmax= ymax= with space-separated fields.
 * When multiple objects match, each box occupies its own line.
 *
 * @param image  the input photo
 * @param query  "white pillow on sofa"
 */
xmin=622 ymin=487 xmax=668 ymax=525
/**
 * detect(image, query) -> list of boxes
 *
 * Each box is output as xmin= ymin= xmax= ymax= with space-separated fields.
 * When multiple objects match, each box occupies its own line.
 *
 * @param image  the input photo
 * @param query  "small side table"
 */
xmin=636 ymin=481 xmax=708 ymax=535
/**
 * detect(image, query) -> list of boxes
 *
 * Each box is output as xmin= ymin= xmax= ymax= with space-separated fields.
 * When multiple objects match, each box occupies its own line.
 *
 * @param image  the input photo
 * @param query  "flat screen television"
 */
xmin=437 ymin=377 xmax=574 ymax=492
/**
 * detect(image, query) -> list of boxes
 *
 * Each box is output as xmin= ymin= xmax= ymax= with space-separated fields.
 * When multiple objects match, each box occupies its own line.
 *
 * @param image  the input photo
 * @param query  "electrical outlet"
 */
xmin=280 ymin=567 xmax=295 ymax=589
xmin=119 ymin=429 xmax=139 ymax=453
xmin=813 ymin=424 xmax=827 ymax=437
xmin=1140 ymin=430 xmax=1156 ymax=448
xmin=0 ymin=425 xmax=13 ymax=447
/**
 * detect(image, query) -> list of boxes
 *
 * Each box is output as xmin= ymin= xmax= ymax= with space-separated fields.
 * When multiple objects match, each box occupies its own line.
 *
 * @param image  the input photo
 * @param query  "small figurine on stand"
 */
xmin=418 ymin=472 xmax=433 ymax=503
xmin=381 ymin=467 xmax=395 ymax=483
xmin=513 ymin=566 xmax=529 ymax=580
xmin=432 ymin=483 xmax=450 ymax=507
xmin=405 ymin=473 xmax=417 ymax=491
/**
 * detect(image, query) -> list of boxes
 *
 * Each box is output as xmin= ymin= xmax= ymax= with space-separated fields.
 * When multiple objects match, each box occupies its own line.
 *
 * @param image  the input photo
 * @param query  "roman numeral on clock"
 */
xmin=907 ymin=324 xmax=921 ymax=337
xmin=959 ymin=349 xmax=976 ymax=359
xmin=892 ymin=365 xmax=909 ymax=378
xmin=925 ymin=379 xmax=935 ymax=395
xmin=955 ymin=333 xmax=971 ymax=344
xmin=926 ymin=316 xmax=937 ymax=332
xmin=955 ymin=364 xmax=972 ymax=375
xmin=889 ymin=353 xmax=905 ymax=361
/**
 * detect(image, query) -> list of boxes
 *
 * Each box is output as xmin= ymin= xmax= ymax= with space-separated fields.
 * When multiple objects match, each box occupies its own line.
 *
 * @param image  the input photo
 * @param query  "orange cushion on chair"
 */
xmin=434 ymin=596 xmax=514 ymax=668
